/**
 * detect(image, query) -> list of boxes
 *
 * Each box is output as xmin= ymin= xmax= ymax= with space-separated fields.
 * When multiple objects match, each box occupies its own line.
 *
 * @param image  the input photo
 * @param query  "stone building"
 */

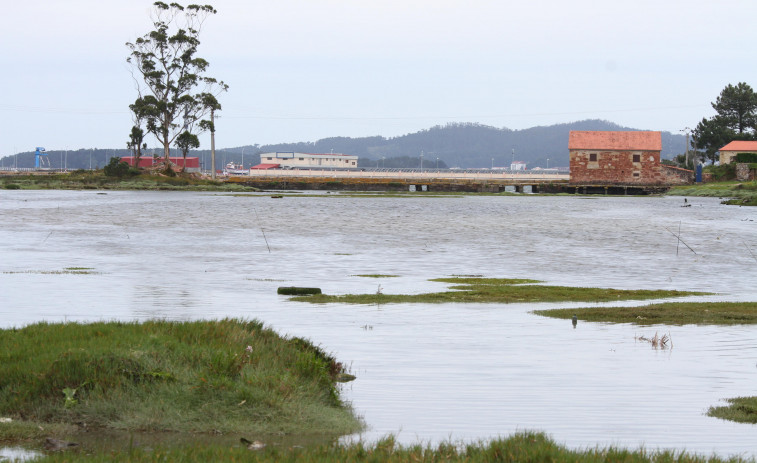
xmin=569 ymin=131 xmax=690 ymax=185
xmin=718 ymin=140 xmax=757 ymax=165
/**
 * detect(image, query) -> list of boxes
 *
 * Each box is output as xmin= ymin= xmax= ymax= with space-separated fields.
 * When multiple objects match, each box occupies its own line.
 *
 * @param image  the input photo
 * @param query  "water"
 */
xmin=1 ymin=190 xmax=756 ymax=458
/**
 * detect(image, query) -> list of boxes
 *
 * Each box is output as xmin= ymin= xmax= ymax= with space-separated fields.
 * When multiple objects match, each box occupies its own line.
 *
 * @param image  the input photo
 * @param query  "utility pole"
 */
xmin=210 ymin=107 xmax=217 ymax=179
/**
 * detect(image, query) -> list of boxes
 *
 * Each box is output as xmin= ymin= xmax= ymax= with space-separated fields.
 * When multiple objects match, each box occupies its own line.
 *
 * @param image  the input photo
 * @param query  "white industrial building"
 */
xmin=254 ymin=152 xmax=358 ymax=169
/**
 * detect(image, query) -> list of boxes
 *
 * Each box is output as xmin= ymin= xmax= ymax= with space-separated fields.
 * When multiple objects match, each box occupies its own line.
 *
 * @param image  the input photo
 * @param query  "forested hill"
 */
xmin=231 ymin=119 xmax=687 ymax=169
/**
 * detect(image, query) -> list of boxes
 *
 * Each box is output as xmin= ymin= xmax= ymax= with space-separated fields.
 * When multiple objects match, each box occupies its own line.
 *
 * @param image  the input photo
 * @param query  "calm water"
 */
xmin=1 ymin=190 xmax=756 ymax=458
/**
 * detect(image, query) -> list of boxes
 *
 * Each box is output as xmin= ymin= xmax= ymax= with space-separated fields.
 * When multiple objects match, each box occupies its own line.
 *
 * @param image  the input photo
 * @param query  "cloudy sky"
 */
xmin=2 ymin=0 xmax=756 ymax=157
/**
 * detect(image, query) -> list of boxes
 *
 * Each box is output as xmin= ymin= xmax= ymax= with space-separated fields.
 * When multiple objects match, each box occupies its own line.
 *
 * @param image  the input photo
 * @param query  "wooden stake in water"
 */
xmin=253 ymin=206 xmax=271 ymax=253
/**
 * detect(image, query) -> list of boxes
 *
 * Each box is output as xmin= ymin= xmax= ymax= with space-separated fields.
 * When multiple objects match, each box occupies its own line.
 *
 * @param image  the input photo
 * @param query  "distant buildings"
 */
xmin=568 ymin=131 xmax=691 ymax=185
xmin=510 ymin=161 xmax=527 ymax=171
xmin=718 ymin=141 xmax=757 ymax=165
xmin=253 ymin=152 xmax=358 ymax=169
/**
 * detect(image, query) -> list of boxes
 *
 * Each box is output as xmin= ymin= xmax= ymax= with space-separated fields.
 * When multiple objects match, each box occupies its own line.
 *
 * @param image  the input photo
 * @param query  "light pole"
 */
xmin=491 ymin=157 xmax=494 ymax=170
xmin=436 ymin=157 xmax=439 ymax=169
xmin=547 ymin=158 xmax=550 ymax=169
xmin=420 ymin=151 xmax=424 ymax=171
xmin=680 ymin=127 xmax=691 ymax=167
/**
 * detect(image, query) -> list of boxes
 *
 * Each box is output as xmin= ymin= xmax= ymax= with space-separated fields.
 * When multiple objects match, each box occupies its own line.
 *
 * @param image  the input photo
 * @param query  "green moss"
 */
xmin=535 ymin=302 xmax=757 ymax=325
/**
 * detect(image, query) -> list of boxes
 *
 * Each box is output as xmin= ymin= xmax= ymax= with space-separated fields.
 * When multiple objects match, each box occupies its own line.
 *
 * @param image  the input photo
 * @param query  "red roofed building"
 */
xmin=718 ymin=141 xmax=757 ymax=165
xmin=568 ymin=131 xmax=690 ymax=185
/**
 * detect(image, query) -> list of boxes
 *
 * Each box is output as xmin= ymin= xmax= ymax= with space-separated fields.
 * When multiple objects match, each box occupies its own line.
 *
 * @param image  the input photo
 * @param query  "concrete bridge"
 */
xmin=226 ymin=168 xmax=570 ymax=193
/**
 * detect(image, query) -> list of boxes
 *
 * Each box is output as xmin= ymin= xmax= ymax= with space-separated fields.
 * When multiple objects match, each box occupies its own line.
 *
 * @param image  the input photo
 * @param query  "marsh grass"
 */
xmin=668 ymin=181 xmax=757 ymax=206
xmin=1 ymin=172 xmax=258 ymax=192
xmin=290 ymin=278 xmax=704 ymax=305
xmin=0 ymin=319 xmax=360 ymax=440
xmin=536 ymin=302 xmax=757 ymax=325
xmin=708 ymin=397 xmax=757 ymax=424
xmin=353 ymin=274 xmax=399 ymax=278
xmin=3 ymin=268 xmax=100 ymax=275
xmin=36 ymin=431 xmax=750 ymax=462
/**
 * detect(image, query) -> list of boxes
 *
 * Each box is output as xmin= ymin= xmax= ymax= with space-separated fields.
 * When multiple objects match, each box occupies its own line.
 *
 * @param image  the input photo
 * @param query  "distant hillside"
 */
xmin=1 ymin=120 xmax=688 ymax=170
xmin=228 ymin=119 xmax=687 ymax=169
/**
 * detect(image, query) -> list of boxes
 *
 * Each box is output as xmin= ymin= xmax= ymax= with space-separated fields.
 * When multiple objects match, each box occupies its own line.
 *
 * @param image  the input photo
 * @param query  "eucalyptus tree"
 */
xmin=126 ymin=2 xmax=227 ymax=162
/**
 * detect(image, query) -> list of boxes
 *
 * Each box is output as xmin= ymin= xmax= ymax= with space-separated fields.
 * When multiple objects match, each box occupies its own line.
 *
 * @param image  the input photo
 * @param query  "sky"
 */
xmin=2 ymin=0 xmax=757 ymax=158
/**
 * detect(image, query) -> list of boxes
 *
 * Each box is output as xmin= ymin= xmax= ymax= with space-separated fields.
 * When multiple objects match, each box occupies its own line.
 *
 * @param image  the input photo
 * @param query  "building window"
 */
xmin=633 ymin=154 xmax=640 ymax=163
xmin=266 ymin=157 xmax=272 ymax=161
xmin=299 ymin=158 xmax=304 ymax=161
xmin=589 ymin=153 xmax=597 ymax=162
xmin=633 ymin=172 xmax=640 ymax=177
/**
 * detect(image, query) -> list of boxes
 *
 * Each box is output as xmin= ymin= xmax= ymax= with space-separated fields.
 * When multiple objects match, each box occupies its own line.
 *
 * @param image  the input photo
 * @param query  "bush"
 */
xmin=703 ymin=163 xmax=736 ymax=181
xmin=103 ymin=157 xmax=131 ymax=178
xmin=735 ymin=152 xmax=757 ymax=163
xmin=4 ymin=183 xmax=20 ymax=189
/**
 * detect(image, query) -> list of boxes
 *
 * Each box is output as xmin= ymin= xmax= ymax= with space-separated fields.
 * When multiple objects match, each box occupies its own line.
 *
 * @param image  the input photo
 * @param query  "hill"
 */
xmin=228 ymin=119 xmax=687 ymax=169
xmin=1 ymin=120 xmax=687 ymax=170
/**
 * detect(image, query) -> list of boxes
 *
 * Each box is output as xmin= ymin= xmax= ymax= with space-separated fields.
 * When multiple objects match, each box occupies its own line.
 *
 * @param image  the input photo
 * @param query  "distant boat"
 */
xmin=224 ymin=162 xmax=247 ymax=175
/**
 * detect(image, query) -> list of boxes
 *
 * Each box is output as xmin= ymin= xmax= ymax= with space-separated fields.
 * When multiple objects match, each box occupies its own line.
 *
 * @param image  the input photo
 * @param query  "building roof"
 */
xmin=250 ymin=163 xmax=280 ymax=170
xmin=568 ymin=131 xmax=662 ymax=151
xmin=719 ymin=140 xmax=757 ymax=152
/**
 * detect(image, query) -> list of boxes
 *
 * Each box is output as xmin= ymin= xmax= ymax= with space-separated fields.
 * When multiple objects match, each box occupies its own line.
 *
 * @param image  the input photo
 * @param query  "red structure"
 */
xmin=569 ymin=131 xmax=690 ymax=185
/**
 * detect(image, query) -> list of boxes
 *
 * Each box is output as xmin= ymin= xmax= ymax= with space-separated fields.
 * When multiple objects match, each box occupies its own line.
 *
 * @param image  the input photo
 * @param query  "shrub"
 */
xmin=735 ymin=152 xmax=757 ymax=163
xmin=4 ymin=183 xmax=20 ymax=189
xmin=103 ymin=157 xmax=131 ymax=178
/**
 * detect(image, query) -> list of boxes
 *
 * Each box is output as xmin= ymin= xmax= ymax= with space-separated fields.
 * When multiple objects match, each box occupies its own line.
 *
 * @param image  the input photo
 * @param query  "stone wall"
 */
xmin=736 ymin=163 xmax=756 ymax=181
xmin=569 ymin=149 xmax=667 ymax=185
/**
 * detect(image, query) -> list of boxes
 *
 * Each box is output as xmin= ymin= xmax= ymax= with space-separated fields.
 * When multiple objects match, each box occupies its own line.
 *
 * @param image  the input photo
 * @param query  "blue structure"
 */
xmin=35 ymin=147 xmax=48 ymax=169
xmin=696 ymin=164 xmax=703 ymax=183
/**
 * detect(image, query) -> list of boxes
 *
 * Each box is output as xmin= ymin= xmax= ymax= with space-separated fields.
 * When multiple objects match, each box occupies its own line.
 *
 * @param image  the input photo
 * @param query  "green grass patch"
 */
xmin=0 ymin=171 xmax=259 ymax=192
xmin=0 ymin=319 xmax=360 ymax=441
xmin=33 ymin=431 xmax=750 ymax=462
xmin=535 ymin=302 xmax=757 ymax=325
xmin=289 ymin=277 xmax=703 ymax=305
xmin=353 ymin=274 xmax=399 ymax=278
xmin=668 ymin=180 xmax=757 ymax=206
xmin=708 ymin=397 xmax=757 ymax=424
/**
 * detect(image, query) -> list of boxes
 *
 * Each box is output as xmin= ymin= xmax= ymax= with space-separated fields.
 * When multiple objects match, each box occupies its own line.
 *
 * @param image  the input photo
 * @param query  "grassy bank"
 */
xmin=1 ymin=171 xmax=258 ymax=192
xmin=36 ymin=431 xmax=752 ymax=462
xmin=667 ymin=180 xmax=757 ymax=206
xmin=0 ymin=319 xmax=360 ymax=442
xmin=289 ymin=277 xmax=705 ymax=305
xmin=535 ymin=301 xmax=757 ymax=325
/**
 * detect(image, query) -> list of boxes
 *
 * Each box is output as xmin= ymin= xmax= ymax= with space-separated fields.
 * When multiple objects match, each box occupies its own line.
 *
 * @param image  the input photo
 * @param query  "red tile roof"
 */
xmin=569 ymin=131 xmax=662 ymax=151
xmin=251 ymin=163 xmax=280 ymax=170
xmin=719 ymin=140 xmax=757 ymax=152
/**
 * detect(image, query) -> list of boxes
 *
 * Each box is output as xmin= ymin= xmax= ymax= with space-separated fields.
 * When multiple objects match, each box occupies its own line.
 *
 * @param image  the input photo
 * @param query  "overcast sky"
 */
xmin=2 ymin=0 xmax=756 ymax=157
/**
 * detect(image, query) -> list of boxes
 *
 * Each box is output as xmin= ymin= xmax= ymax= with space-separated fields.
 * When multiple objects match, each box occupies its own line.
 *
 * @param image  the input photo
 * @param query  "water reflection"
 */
xmin=1 ymin=191 xmax=756 ymax=458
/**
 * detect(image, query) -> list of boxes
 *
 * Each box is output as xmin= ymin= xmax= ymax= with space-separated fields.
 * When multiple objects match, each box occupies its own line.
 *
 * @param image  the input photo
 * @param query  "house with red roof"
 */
xmin=718 ymin=140 xmax=757 ymax=165
xmin=569 ymin=131 xmax=691 ymax=185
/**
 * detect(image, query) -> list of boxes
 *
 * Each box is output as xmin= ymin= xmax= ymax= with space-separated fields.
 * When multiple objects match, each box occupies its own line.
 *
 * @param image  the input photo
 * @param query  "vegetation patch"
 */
xmin=668 ymin=180 xmax=757 ymax=206
xmin=288 ymin=277 xmax=703 ymax=305
xmin=535 ymin=302 xmax=757 ymax=325
xmin=30 ymin=431 xmax=750 ymax=462
xmin=708 ymin=397 xmax=757 ymax=424
xmin=3 ymin=268 xmax=100 ymax=275
xmin=353 ymin=274 xmax=399 ymax=278
xmin=0 ymin=319 xmax=360 ymax=442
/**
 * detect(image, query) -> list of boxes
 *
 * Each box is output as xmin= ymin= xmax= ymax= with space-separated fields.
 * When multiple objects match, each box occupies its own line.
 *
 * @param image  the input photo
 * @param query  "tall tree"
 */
xmin=693 ymin=82 xmax=757 ymax=162
xmin=126 ymin=2 xmax=227 ymax=162
xmin=711 ymin=82 xmax=757 ymax=134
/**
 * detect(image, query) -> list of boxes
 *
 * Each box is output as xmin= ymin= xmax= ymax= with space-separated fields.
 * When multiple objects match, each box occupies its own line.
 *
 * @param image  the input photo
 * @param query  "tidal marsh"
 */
xmin=289 ymin=277 xmax=706 ymax=305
